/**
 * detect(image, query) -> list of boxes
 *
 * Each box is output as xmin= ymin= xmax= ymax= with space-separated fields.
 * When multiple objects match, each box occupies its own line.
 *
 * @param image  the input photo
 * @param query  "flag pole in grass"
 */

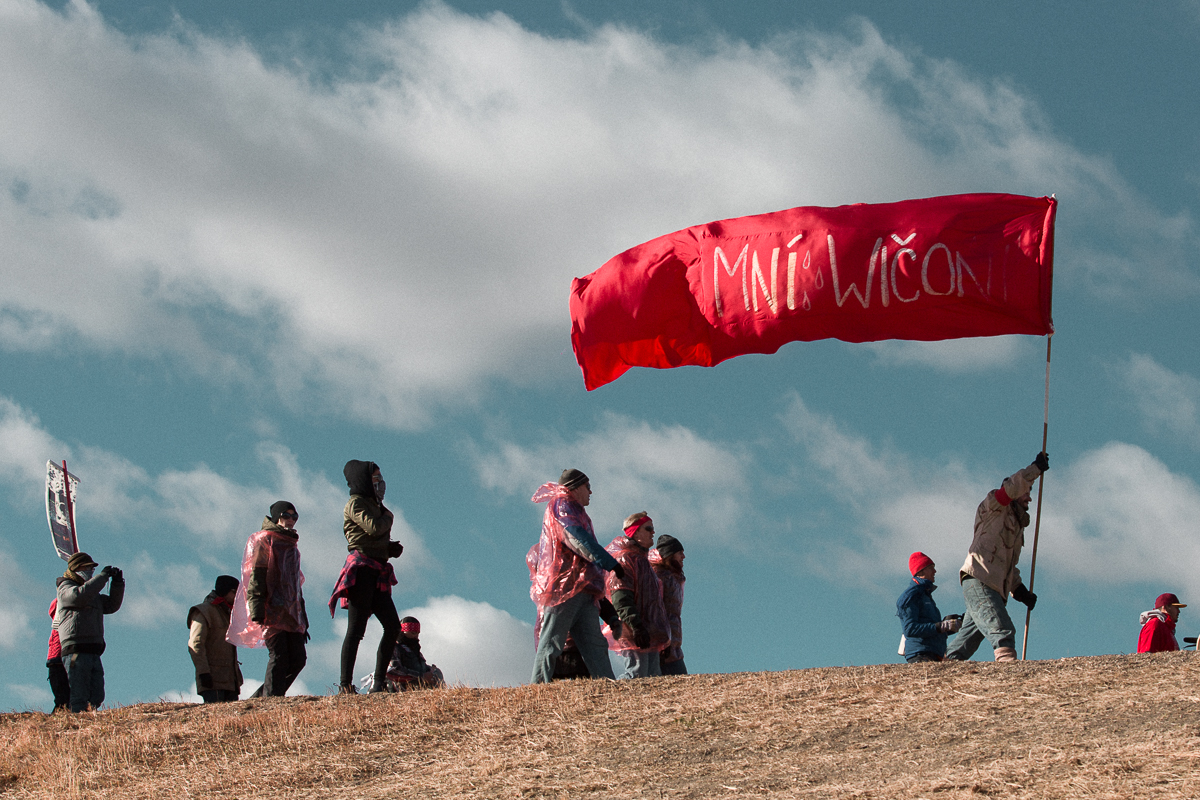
xmin=1022 ymin=335 xmax=1052 ymax=660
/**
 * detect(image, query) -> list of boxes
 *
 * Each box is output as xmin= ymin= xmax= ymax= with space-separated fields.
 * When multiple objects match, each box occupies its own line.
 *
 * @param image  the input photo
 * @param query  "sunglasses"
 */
xmin=280 ymin=511 xmax=298 ymax=520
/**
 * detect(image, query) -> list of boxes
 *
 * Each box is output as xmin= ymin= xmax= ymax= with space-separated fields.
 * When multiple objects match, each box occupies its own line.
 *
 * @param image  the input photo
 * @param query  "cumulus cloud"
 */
xmin=0 ymin=540 xmax=36 ymax=650
xmin=0 ymin=394 xmax=434 ymax=588
xmin=474 ymin=411 xmax=751 ymax=543
xmin=399 ymin=595 xmax=532 ymax=687
xmin=0 ymin=1 xmax=1191 ymax=429
xmin=864 ymin=335 xmax=1033 ymax=372
xmin=1115 ymin=353 xmax=1200 ymax=446
xmin=781 ymin=392 xmax=1200 ymax=600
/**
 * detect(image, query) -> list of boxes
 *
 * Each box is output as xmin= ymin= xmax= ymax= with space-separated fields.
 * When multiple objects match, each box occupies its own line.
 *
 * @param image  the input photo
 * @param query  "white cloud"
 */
xmin=7 ymin=682 xmax=51 ymax=708
xmin=474 ymin=411 xmax=751 ymax=544
xmin=864 ymin=335 xmax=1034 ymax=372
xmin=398 ymin=595 xmax=532 ymax=687
xmin=0 ymin=395 xmax=435 ymax=588
xmin=0 ymin=2 xmax=1192 ymax=428
xmin=1116 ymin=353 xmax=1200 ymax=446
xmin=0 ymin=539 xmax=36 ymax=650
xmin=781 ymin=393 xmax=1200 ymax=602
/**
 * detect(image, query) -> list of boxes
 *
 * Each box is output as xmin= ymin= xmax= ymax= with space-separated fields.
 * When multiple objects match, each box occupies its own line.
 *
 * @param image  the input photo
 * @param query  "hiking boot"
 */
xmin=368 ymin=676 xmax=389 ymax=694
xmin=994 ymin=646 xmax=1018 ymax=662
xmin=337 ymin=684 xmax=359 ymax=695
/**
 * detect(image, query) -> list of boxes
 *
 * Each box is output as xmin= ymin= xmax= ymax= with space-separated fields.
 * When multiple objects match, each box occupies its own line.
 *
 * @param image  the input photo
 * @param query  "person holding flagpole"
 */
xmin=945 ymin=453 xmax=1047 ymax=662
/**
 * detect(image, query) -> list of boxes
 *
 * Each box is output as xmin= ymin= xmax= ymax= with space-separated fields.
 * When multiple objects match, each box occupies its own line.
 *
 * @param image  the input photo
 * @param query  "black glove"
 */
xmin=633 ymin=626 xmax=651 ymax=649
xmin=109 ymin=567 xmax=123 ymax=582
xmin=100 ymin=565 xmax=113 ymax=578
xmin=198 ymin=673 xmax=213 ymax=690
xmin=387 ymin=541 xmax=404 ymax=559
xmin=250 ymin=612 xmax=265 ymax=624
xmin=610 ymin=563 xmax=626 ymax=581
xmin=1033 ymin=451 xmax=1049 ymax=473
xmin=1011 ymin=584 xmax=1037 ymax=609
xmin=597 ymin=598 xmax=623 ymax=640
xmin=304 ymin=630 xmax=312 ymax=643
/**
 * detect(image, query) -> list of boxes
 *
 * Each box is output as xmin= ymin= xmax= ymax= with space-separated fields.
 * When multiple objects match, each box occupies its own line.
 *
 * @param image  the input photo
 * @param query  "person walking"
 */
xmin=648 ymin=533 xmax=687 ymax=676
xmin=945 ymin=453 xmax=1047 ymax=662
xmin=604 ymin=512 xmax=670 ymax=679
xmin=528 ymin=469 xmax=624 ymax=683
xmin=227 ymin=502 xmax=309 ymax=697
xmin=187 ymin=575 xmax=243 ymax=702
xmin=896 ymin=552 xmax=961 ymax=663
xmin=1137 ymin=593 xmax=1186 ymax=653
xmin=54 ymin=551 xmax=124 ymax=712
xmin=330 ymin=460 xmax=403 ymax=695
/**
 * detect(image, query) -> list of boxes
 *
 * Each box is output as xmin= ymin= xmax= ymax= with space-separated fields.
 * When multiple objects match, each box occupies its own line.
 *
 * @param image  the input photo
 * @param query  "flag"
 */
xmin=570 ymin=193 xmax=1055 ymax=390
xmin=46 ymin=461 xmax=80 ymax=561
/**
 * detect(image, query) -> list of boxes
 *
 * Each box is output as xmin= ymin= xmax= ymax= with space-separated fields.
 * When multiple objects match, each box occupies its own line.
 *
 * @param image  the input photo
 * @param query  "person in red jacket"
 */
xmin=1137 ymin=593 xmax=1186 ymax=653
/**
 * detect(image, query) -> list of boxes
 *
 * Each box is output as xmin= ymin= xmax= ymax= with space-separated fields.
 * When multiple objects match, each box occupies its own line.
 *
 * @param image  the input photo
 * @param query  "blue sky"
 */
xmin=2 ymin=0 xmax=1200 ymax=709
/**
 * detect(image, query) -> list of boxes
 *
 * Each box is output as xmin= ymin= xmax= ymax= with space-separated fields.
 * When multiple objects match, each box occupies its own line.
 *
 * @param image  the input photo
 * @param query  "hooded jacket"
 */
xmin=959 ymin=465 xmax=1041 ymax=597
xmin=343 ymin=460 xmax=395 ymax=562
xmin=55 ymin=571 xmax=124 ymax=655
xmin=188 ymin=591 xmax=243 ymax=692
xmin=1137 ymin=609 xmax=1180 ymax=653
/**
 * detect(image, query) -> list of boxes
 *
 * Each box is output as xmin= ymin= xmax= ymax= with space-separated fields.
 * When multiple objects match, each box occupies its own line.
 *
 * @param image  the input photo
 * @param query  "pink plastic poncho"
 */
xmin=529 ymin=483 xmax=605 ymax=612
xmin=227 ymin=528 xmax=306 ymax=648
xmin=648 ymin=547 xmax=686 ymax=662
xmin=603 ymin=536 xmax=670 ymax=653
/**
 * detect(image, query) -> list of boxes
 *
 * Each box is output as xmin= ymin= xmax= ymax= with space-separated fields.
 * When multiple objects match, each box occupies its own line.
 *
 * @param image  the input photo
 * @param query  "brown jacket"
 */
xmin=959 ymin=465 xmax=1041 ymax=597
xmin=187 ymin=592 xmax=243 ymax=692
xmin=343 ymin=495 xmax=394 ymax=561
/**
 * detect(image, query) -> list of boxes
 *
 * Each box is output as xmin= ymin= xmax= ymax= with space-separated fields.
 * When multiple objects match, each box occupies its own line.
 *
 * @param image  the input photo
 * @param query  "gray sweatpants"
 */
xmin=531 ymin=591 xmax=615 ymax=683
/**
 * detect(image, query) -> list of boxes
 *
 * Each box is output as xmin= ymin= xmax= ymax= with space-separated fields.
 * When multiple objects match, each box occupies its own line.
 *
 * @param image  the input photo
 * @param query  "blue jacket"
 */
xmin=896 ymin=577 xmax=946 ymax=660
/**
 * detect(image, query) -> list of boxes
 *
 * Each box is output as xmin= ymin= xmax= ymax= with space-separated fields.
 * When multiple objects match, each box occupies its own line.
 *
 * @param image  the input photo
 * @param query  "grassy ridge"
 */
xmin=2 ymin=653 xmax=1199 ymax=798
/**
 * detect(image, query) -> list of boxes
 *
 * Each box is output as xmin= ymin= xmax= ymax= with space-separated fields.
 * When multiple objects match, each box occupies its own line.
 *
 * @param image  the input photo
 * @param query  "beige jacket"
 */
xmin=959 ymin=465 xmax=1041 ymax=597
xmin=187 ymin=593 xmax=243 ymax=692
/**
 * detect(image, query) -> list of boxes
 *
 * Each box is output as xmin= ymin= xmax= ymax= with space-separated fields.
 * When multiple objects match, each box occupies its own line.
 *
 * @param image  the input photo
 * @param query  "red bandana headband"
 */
xmin=624 ymin=516 xmax=652 ymax=537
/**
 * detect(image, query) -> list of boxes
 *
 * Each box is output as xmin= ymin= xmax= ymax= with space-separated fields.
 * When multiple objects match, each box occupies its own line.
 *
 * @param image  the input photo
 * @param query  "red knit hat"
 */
xmin=909 ymin=552 xmax=934 ymax=576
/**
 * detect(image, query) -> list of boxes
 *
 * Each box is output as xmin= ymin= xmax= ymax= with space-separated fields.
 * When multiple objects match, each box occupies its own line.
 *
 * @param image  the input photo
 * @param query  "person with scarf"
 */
xmin=604 ymin=512 xmax=670 ymax=679
xmin=648 ymin=533 xmax=688 ymax=675
xmin=227 ymin=501 xmax=308 ymax=697
xmin=187 ymin=575 xmax=243 ymax=702
xmin=528 ymin=468 xmax=624 ymax=683
xmin=46 ymin=599 xmax=70 ymax=711
xmin=1137 ymin=593 xmax=1186 ymax=653
xmin=331 ymin=460 xmax=403 ymax=694
xmin=54 ymin=551 xmax=124 ymax=712
xmin=896 ymin=552 xmax=961 ymax=663
xmin=946 ymin=453 xmax=1047 ymax=662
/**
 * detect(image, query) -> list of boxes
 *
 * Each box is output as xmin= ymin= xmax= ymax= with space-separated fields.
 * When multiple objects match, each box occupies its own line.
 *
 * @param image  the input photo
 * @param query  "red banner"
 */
xmin=571 ymin=193 xmax=1055 ymax=390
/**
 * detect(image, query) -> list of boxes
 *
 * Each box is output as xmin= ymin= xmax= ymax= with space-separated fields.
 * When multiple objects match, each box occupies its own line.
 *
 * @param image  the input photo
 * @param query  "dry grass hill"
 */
xmin=2 ymin=653 xmax=1198 ymax=799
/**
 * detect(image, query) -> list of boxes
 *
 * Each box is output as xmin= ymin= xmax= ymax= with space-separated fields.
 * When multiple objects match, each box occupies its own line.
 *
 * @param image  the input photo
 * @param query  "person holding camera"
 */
xmin=897 ymin=552 xmax=960 ymax=663
xmin=54 ymin=551 xmax=124 ymax=712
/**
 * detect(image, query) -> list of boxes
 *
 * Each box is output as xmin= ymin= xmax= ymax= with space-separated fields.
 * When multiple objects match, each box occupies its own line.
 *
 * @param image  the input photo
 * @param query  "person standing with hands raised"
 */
xmin=54 ymin=551 xmax=124 ymax=712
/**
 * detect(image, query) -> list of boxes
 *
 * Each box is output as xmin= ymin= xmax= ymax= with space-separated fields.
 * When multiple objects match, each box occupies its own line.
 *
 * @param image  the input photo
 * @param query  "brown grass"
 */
xmin=2 ymin=653 xmax=1198 ymax=798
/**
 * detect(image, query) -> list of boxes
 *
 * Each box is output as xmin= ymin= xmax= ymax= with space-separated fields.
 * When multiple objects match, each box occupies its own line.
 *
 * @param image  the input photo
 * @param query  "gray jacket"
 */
xmin=55 ymin=572 xmax=124 ymax=655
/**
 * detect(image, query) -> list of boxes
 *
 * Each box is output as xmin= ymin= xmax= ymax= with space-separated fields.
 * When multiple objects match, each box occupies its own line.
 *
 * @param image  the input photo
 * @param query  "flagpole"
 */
xmin=62 ymin=460 xmax=78 ymax=555
xmin=1021 ymin=335 xmax=1052 ymax=660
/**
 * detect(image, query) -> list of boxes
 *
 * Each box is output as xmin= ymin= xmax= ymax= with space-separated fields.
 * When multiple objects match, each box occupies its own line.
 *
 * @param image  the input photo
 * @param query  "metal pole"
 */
xmin=62 ymin=460 xmax=78 ymax=555
xmin=1021 ymin=335 xmax=1052 ymax=660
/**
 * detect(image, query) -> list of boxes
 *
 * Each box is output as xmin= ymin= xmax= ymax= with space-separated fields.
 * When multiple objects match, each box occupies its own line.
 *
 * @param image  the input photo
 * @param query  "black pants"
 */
xmin=47 ymin=659 xmax=70 ymax=710
xmin=339 ymin=569 xmax=400 ymax=687
xmin=264 ymin=630 xmax=307 ymax=697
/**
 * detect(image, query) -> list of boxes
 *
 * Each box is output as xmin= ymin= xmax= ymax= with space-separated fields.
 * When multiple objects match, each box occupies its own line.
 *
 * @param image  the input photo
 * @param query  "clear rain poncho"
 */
xmin=528 ymin=483 xmax=605 ymax=612
xmin=648 ymin=547 xmax=686 ymax=662
xmin=227 ymin=527 xmax=306 ymax=648
xmin=603 ymin=536 xmax=670 ymax=653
